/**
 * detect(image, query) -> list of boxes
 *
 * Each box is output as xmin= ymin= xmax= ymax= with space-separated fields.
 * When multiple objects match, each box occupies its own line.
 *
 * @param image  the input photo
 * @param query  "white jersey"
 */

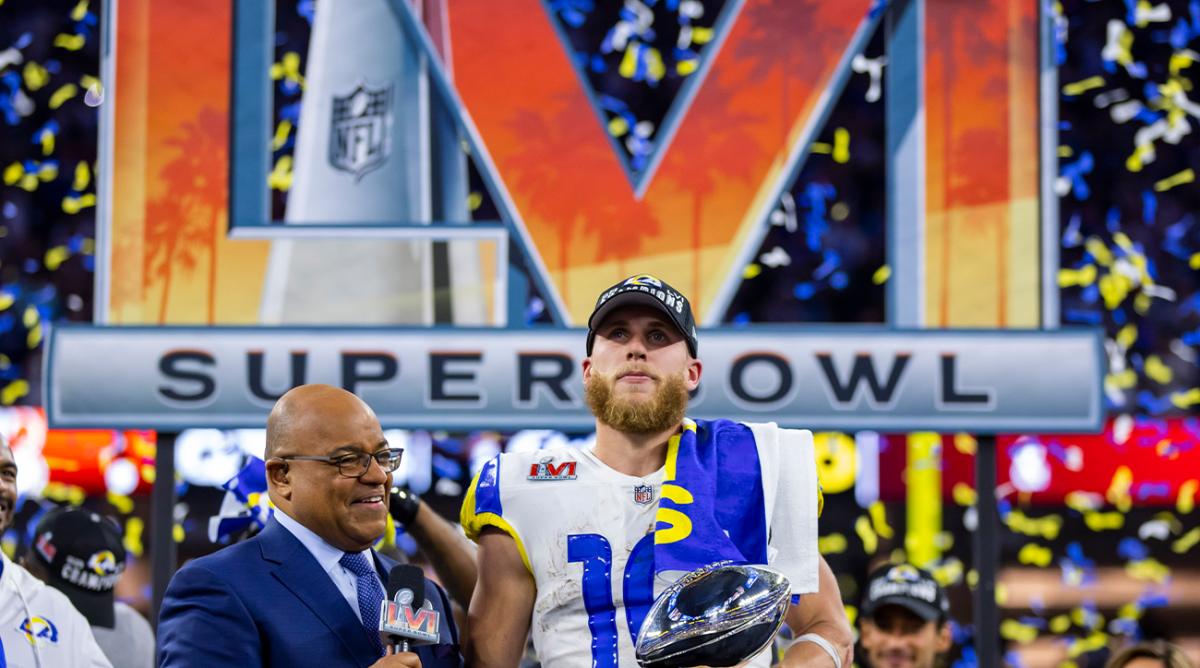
xmin=463 ymin=419 xmax=821 ymax=668
xmin=0 ymin=552 xmax=112 ymax=668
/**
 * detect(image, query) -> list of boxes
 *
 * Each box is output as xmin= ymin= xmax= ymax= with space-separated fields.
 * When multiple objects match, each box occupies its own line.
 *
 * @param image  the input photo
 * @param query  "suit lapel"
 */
xmin=257 ymin=519 xmax=378 ymax=664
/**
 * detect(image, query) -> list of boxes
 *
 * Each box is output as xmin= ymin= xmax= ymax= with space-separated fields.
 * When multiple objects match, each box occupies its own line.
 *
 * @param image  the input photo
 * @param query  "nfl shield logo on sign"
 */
xmin=633 ymin=484 xmax=654 ymax=505
xmin=328 ymin=83 xmax=393 ymax=180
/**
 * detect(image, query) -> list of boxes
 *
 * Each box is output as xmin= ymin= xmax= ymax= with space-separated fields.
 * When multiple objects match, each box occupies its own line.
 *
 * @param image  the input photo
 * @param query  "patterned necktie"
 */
xmin=339 ymin=551 xmax=386 ymax=657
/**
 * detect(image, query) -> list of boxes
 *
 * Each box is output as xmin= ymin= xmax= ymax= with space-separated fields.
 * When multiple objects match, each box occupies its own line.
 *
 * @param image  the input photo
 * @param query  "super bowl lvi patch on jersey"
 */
xmin=526 ymin=457 xmax=578 ymax=481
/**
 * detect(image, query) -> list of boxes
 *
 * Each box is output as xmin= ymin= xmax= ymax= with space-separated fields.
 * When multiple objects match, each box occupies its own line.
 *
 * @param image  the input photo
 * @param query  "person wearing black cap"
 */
xmin=462 ymin=274 xmax=852 ymax=668
xmin=858 ymin=563 xmax=953 ymax=668
xmin=23 ymin=507 xmax=155 ymax=668
xmin=0 ymin=436 xmax=112 ymax=667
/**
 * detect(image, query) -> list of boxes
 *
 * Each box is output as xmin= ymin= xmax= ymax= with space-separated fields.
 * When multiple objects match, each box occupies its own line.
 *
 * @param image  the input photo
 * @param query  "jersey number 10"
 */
xmin=568 ymin=532 xmax=656 ymax=668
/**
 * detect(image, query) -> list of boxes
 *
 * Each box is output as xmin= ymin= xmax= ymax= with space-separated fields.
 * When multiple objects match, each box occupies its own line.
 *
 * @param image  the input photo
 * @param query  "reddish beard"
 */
xmin=584 ymin=366 xmax=690 ymax=434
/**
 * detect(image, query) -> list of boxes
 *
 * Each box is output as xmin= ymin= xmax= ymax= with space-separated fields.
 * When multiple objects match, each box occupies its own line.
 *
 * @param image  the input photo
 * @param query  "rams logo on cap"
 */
xmin=623 ymin=274 xmax=663 ymax=288
xmin=885 ymin=564 xmax=921 ymax=583
xmin=88 ymin=550 xmax=119 ymax=576
xmin=20 ymin=616 xmax=59 ymax=646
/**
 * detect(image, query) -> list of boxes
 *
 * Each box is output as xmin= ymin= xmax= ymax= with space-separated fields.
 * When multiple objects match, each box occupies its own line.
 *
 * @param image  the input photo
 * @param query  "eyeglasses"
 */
xmin=274 ymin=448 xmax=403 ymax=478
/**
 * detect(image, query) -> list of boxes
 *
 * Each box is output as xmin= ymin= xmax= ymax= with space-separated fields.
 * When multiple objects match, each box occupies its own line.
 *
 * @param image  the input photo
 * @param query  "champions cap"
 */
xmin=586 ymin=274 xmax=698 ymax=357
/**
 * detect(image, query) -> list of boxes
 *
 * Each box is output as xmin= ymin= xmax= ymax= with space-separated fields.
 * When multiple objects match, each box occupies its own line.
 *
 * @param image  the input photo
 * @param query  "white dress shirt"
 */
xmin=272 ymin=509 xmax=382 ymax=623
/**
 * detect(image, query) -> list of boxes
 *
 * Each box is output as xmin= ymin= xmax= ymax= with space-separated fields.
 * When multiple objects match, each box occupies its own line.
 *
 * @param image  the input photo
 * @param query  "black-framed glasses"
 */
xmin=275 ymin=448 xmax=403 ymax=478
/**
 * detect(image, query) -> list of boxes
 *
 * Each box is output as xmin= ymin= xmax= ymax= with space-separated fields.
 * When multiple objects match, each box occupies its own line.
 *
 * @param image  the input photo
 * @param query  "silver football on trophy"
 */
xmin=635 ymin=562 xmax=792 ymax=667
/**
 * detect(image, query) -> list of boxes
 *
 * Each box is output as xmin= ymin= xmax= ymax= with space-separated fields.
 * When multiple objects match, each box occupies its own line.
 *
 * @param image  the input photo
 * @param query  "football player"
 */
xmin=462 ymin=274 xmax=853 ymax=667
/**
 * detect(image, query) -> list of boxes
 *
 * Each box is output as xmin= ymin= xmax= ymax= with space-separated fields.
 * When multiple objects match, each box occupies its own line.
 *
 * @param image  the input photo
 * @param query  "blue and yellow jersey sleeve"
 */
xmin=460 ymin=454 xmax=533 ymax=573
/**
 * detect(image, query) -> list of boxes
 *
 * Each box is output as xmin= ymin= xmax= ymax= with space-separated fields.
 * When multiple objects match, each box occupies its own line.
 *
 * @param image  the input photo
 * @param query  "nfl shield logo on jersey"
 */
xmin=633 ymin=484 xmax=654 ymax=505
xmin=328 ymin=83 xmax=393 ymax=180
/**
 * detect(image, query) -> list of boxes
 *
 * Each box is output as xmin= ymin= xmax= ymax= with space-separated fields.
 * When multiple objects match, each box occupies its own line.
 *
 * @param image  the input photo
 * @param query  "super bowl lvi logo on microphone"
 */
xmin=379 ymin=587 xmax=440 ymax=645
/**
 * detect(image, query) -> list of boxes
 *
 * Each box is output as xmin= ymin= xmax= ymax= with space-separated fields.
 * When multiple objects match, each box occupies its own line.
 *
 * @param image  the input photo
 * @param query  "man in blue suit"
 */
xmin=158 ymin=384 xmax=462 ymax=667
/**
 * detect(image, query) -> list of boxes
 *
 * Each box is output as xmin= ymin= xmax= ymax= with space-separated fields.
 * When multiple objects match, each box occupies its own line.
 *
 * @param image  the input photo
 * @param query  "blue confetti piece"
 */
xmin=1118 ymin=537 xmax=1150 ymax=561
xmin=22 ymin=258 xmax=38 ymax=273
xmin=432 ymin=453 xmax=462 ymax=479
xmin=297 ymin=0 xmax=315 ymax=24
xmin=732 ymin=312 xmax=751 ymax=326
xmin=2 ymin=201 xmax=15 ymax=218
xmin=830 ymin=271 xmax=849 ymax=290
xmin=1137 ymin=592 xmax=1169 ymax=608
xmin=1134 ymin=482 xmax=1171 ymax=500
xmin=1142 ymin=190 xmax=1157 ymax=224
xmin=793 ymin=282 xmax=817 ymax=300
xmin=1064 ymin=308 xmax=1102 ymax=324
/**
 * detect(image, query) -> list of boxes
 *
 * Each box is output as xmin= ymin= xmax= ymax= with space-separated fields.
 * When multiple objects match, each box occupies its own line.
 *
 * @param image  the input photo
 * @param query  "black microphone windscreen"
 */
xmin=386 ymin=564 xmax=426 ymax=609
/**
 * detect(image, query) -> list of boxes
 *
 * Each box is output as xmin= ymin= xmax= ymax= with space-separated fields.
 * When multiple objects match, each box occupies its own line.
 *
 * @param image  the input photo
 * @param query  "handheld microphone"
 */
xmin=379 ymin=564 xmax=441 ymax=653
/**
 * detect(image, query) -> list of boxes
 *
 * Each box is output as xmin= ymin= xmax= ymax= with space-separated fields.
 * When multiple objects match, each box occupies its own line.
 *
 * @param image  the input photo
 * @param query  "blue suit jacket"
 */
xmin=157 ymin=518 xmax=461 ymax=667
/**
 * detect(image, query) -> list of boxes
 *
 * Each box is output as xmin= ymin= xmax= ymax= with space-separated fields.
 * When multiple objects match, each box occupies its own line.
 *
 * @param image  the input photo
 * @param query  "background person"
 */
xmin=0 ymin=436 xmax=113 ymax=667
xmin=23 ymin=506 xmax=154 ymax=668
xmin=857 ymin=563 xmax=952 ymax=668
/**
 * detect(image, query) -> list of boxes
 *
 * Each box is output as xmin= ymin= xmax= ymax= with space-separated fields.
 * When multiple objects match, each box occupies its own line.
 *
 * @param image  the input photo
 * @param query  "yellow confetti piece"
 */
xmin=467 ymin=192 xmax=482 ymax=212
xmin=1000 ymin=619 xmax=1039 ymax=644
xmin=1116 ymin=602 xmax=1141 ymax=621
xmin=2 ymin=162 xmax=22 ymax=185
xmin=869 ymin=500 xmax=894 ymax=539
xmin=1099 ymin=272 xmax=1134 ymax=310
xmin=38 ymin=130 xmax=55 ymax=156
xmin=691 ymin=27 xmax=714 ymax=44
xmin=0 ymin=294 xmax=11 ymax=311
xmin=72 ymin=161 xmax=90 ymax=191
xmin=618 ymin=45 xmax=639 ymax=78
xmin=810 ymin=142 xmax=832 ymax=155
xmin=27 ymin=323 xmax=42 ymax=349
xmin=140 ymin=464 xmax=156 ymax=484
xmin=1 ymin=380 xmax=30 ymax=405
xmin=125 ymin=517 xmax=144 ymax=557
xmin=952 ymin=483 xmax=977 ymax=507
xmin=21 ymin=305 xmax=35 ymax=328
xmin=607 ymin=115 xmax=629 ymax=137
xmin=71 ymin=0 xmax=89 ymax=21
xmin=1178 ymin=479 xmax=1198 ymax=514
xmin=49 ymin=83 xmax=78 ymax=110
xmin=844 ymin=605 xmax=857 ymax=628
xmin=1125 ymin=558 xmax=1170 ymax=584
xmin=1144 ymin=355 xmax=1173 ymax=384
xmin=19 ymin=173 xmax=38 ymax=191
xmin=855 ymin=515 xmax=878 ymax=554
xmin=644 ymin=47 xmax=665 ymax=82
xmin=81 ymin=237 xmax=95 ymax=255
xmin=1067 ymin=632 xmax=1108 ymax=658
xmin=42 ymin=482 xmax=86 ymax=505
xmin=966 ymin=569 xmax=978 ymax=588
xmin=1063 ymin=75 xmax=1105 ymax=96
xmin=268 ymin=156 xmax=293 ymax=191
xmin=1084 ymin=237 xmax=1113 ymax=266
xmin=1083 ymin=510 xmax=1124 ymax=531
xmin=44 ymin=246 xmax=69 ymax=271
xmin=1018 ymin=543 xmax=1054 ymax=567
xmin=1066 ymin=491 xmax=1102 ymax=512
xmin=54 ymin=33 xmax=86 ymax=51
xmin=174 ymin=523 xmax=186 ymax=543
xmin=872 ymin=265 xmax=890 ymax=285
xmin=1154 ymin=168 xmax=1194 ymax=192
xmin=931 ymin=558 xmax=964 ymax=587
xmin=1058 ymin=145 xmax=1074 ymax=158
xmin=952 ymin=433 xmax=976 ymax=455
xmin=1133 ymin=291 xmax=1152 ymax=314
xmin=1106 ymin=368 xmax=1138 ymax=391
xmin=1107 ymin=465 xmax=1134 ymax=511
xmin=743 ymin=263 xmax=761 ymax=280
xmin=1005 ymin=510 xmax=1062 ymax=540
xmin=675 ymin=59 xmax=698 ymax=76
xmin=1058 ymin=264 xmax=1098 ymax=288
xmin=1170 ymin=388 xmax=1200 ymax=410
xmin=107 ymin=491 xmax=134 ymax=514
xmin=38 ymin=162 xmax=58 ymax=181
xmin=271 ymin=119 xmax=293 ymax=150
xmin=832 ymin=128 xmax=850 ymax=164
xmin=1172 ymin=527 xmax=1200 ymax=554
xmin=1126 ymin=143 xmax=1154 ymax=172
xmin=818 ymin=533 xmax=847 ymax=555
xmin=1049 ymin=614 xmax=1071 ymax=634
xmin=22 ymin=61 xmax=49 ymax=91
